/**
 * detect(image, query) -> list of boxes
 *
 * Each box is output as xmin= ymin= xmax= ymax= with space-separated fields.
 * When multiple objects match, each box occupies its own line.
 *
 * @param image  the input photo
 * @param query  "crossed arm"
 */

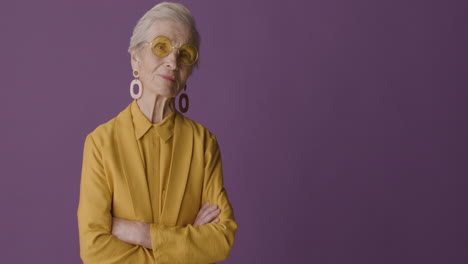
xmin=111 ymin=202 xmax=221 ymax=249
xmin=77 ymin=133 xmax=237 ymax=264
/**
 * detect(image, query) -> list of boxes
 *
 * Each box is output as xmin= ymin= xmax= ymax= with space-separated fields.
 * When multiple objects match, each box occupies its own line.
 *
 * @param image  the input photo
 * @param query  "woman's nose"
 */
xmin=165 ymin=50 xmax=179 ymax=70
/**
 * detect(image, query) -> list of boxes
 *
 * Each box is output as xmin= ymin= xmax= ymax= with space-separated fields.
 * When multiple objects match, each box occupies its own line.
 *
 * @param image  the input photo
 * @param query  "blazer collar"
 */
xmin=114 ymin=101 xmax=193 ymax=226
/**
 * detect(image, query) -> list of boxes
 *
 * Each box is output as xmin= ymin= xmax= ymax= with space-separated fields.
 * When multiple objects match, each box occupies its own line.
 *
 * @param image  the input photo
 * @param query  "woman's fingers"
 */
xmin=200 ymin=204 xmax=218 ymax=219
xmin=205 ymin=208 xmax=220 ymax=221
xmin=197 ymin=202 xmax=217 ymax=219
xmin=193 ymin=202 xmax=221 ymax=226
xmin=193 ymin=203 xmax=206 ymax=224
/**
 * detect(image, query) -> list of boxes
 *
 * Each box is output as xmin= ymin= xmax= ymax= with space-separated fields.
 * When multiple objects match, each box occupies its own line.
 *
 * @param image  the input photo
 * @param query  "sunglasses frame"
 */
xmin=147 ymin=36 xmax=198 ymax=65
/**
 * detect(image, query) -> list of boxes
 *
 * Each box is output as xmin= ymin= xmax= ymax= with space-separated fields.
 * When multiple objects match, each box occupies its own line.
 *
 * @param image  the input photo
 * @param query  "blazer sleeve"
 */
xmin=149 ymin=133 xmax=238 ymax=264
xmin=77 ymin=134 xmax=156 ymax=264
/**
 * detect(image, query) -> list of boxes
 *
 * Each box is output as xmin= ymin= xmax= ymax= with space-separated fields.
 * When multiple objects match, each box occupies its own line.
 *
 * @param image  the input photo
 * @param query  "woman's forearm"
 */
xmin=112 ymin=202 xmax=220 ymax=249
xmin=112 ymin=218 xmax=152 ymax=249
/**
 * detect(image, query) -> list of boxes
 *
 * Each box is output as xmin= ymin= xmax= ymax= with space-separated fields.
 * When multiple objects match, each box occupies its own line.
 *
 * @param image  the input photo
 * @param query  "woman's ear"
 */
xmin=130 ymin=49 xmax=141 ymax=70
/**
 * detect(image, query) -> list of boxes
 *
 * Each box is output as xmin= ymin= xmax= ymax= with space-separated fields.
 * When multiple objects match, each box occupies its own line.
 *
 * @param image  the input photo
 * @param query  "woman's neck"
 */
xmin=136 ymin=93 xmax=175 ymax=124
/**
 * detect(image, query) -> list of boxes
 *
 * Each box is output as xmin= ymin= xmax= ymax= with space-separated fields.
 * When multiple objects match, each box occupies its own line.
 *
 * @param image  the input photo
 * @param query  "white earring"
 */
xmin=130 ymin=70 xmax=143 ymax=99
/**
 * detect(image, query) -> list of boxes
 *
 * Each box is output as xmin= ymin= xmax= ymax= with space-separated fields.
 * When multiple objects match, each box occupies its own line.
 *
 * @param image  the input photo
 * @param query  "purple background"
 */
xmin=2 ymin=0 xmax=467 ymax=263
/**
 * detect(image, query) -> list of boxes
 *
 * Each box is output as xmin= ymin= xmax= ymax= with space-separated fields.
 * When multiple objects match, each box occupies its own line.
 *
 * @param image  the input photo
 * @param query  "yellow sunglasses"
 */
xmin=149 ymin=36 xmax=198 ymax=65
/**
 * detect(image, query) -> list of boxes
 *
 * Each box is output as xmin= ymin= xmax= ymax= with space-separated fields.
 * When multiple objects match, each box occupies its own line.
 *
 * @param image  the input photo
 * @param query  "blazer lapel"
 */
xmin=114 ymin=104 xmax=153 ymax=222
xmin=161 ymin=111 xmax=193 ymax=226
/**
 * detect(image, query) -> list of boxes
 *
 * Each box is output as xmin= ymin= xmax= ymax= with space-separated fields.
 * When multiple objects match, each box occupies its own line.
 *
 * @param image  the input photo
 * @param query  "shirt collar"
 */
xmin=131 ymin=100 xmax=176 ymax=142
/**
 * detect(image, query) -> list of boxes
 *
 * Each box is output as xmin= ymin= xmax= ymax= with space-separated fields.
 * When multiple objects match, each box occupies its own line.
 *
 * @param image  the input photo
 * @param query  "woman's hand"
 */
xmin=112 ymin=218 xmax=152 ymax=249
xmin=193 ymin=202 xmax=221 ymax=226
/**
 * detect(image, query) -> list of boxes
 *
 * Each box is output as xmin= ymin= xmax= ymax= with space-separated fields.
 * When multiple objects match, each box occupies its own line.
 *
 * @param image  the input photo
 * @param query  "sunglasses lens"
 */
xmin=151 ymin=36 xmax=172 ymax=57
xmin=151 ymin=36 xmax=198 ymax=65
xmin=179 ymin=44 xmax=198 ymax=65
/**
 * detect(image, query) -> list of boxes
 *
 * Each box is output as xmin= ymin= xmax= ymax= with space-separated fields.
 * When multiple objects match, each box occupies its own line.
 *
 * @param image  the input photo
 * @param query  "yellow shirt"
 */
xmin=131 ymin=101 xmax=175 ymax=223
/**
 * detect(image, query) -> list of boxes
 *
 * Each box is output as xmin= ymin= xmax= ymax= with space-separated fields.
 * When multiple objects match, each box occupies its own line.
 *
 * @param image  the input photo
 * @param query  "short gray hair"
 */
xmin=128 ymin=2 xmax=201 ymax=67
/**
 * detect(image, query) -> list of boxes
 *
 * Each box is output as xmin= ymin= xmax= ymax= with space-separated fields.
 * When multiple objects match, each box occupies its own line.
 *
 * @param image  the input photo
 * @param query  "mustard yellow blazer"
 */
xmin=77 ymin=102 xmax=238 ymax=264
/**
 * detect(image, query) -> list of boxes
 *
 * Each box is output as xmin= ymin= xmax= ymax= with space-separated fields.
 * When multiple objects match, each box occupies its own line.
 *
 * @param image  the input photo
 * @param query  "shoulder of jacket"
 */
xmin=85 ymin=117 xmax=116 ymax=146
xmin=179 ymin=113 xmax=218 ymax=141
xmin=85 ymin=102 xmax=132 ymax=145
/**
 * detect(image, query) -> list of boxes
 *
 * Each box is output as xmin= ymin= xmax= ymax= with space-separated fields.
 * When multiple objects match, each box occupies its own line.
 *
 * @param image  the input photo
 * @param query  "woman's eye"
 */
xmin=157 ymin=43 xmax=170 ymax=52
xmin=180 ymin=50 xmax=190 ymax=58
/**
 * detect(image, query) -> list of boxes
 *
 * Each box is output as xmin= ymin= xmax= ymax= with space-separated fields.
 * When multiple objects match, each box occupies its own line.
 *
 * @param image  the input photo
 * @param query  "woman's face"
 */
xmin=131 ymin=20 xmax=194 ymax=98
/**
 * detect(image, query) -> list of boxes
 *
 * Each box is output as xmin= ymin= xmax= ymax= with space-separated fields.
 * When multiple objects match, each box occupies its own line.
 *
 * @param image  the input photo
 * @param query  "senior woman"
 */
xmin=77 ymin=2 xmax=237 ymax=263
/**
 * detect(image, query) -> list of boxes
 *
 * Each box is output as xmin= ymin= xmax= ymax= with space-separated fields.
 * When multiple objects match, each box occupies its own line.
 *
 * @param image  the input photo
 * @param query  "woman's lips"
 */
xmin=158 ymin=74 xmax=175 ymax=81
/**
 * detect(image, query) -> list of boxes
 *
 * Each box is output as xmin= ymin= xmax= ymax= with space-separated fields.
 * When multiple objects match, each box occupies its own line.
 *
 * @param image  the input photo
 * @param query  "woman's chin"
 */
xmin=145 ymin=86 xmax=177 ymax=98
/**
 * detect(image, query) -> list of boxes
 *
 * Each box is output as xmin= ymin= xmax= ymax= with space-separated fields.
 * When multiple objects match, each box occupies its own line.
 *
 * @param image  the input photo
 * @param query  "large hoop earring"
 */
xmin=178 ymin=85 xmax=189 ymax=113
xmin=130 ymin=70 xmax=143 ymax=99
